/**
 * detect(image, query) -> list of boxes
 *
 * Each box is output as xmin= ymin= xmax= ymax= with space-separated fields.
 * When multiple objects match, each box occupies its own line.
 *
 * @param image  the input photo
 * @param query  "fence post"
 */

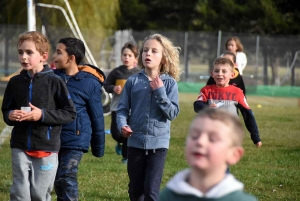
xmin=27 ymin=0 xmax=36 ymax=31
xmin=291 ymin=66 xmax=295 ymax=86
xmin=217 ymin=30 xmax=222 ymax=57
xmin=255 ymin=35 xmax=260 ymax=82
xmin=183 ymin=32 xmax=189 ymax=81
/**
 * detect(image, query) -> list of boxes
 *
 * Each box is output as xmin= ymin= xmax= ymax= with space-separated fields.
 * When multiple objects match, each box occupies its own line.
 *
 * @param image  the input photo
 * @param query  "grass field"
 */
xmin=0 ymin=94 xmax=299 ymax=200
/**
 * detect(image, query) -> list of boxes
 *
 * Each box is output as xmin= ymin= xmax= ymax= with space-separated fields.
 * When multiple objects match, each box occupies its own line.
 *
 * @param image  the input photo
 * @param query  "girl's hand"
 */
xmin=114 ymin=85 xmax=122 ymax=94
xmin=121 ymin=126 xmax=133 ymax=138
xmin=150 ymin=76 xmax=163 ymax=90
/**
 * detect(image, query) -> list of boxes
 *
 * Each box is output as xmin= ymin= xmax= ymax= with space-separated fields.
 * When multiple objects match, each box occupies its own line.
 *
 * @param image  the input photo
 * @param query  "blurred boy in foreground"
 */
xmin=159 ymin=108 xmax=258 ymax=201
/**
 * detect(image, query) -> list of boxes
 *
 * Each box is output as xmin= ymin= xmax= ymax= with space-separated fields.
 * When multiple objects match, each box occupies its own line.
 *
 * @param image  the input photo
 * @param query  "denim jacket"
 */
xmin=117 ymin=70 xmax=179 ymax=150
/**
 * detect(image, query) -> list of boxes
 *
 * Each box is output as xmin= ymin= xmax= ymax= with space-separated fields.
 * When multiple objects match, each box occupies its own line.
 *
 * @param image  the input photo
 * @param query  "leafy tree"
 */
xmin=118 ymin=0 xmax=199 ymax=31
xmin=0 ymin=0 xmax=120 ymax=71
xmin=118 ymin=0 xmax=300 ymax=85
xmin=118 ymin=0 xmax=300 ymax=35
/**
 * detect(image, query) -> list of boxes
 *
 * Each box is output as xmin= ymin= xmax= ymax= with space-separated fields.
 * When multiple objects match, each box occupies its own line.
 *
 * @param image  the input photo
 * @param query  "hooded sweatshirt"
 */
xmin=159 ymin=169 xmax=258 ymax=201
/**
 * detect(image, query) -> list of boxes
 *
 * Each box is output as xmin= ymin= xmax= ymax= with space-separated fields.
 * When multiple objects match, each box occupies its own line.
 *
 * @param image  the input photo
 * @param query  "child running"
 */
xmin=194 ymin=57 xmax=262 ymax=148
xmin=206 ymin=51 xmax=246 ymax=96
xmin=159 ymin=108 xmax=258 ymax=201
xmin=52 ymin=37 xmax=106 ymax=201
xmin=104 ymin=42 xmax=139 ymax=164
xmin=117 ymin=33 xmax=182 ymax=201
xmin=1 ymin=31 xmax=76 ymax=201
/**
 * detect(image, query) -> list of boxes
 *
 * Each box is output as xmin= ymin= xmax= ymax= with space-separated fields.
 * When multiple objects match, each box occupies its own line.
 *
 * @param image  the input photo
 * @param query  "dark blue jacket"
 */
xmin=54 ymin=64 xmax=106 ymax=157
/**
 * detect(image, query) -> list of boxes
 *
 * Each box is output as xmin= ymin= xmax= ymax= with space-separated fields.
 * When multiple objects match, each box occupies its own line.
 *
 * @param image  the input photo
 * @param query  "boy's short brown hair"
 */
xmin=213 ymin=57 xmax=234 ymax=72
xmin=194 ymin=108 xmax=244 ymax=146
xmin=222 ymin=51 xmax=236 ymax=63
xmin=18 ymin=31 xmax=49 ymax=54
xmin=122 ymin=42 xmax=138 ymax=58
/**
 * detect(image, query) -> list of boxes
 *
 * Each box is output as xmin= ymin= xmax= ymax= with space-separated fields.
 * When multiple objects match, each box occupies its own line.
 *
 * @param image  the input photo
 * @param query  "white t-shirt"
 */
xmin=236 ymin=52 xmax=247 ymax=75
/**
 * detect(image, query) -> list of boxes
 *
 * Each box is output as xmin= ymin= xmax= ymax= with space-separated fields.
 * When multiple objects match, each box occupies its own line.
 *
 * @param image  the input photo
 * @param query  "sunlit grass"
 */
xmin=0 ymin=94 xmax=299 ymax=200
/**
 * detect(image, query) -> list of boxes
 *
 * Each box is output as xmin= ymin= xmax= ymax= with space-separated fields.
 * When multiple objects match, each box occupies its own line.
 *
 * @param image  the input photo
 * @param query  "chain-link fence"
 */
xmin=131 ymin=31 xmax=300 ymax=87
xmin=101 ymin=30 xmax=300 ymax=87
xmin=1 ymin=25 xmax=300 ymax=89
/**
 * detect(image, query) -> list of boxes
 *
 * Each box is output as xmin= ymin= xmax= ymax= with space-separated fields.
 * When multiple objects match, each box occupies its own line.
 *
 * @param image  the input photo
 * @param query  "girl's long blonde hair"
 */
xmin=138 ymin=34 xmax=182 ymax=81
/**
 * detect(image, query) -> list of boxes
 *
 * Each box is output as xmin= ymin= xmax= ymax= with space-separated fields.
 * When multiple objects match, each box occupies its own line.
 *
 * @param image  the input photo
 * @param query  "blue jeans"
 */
xmin=54 ymin=149 xmax=83 ymax=201
xmin=127 ymin=147 xmax=168 ymax=201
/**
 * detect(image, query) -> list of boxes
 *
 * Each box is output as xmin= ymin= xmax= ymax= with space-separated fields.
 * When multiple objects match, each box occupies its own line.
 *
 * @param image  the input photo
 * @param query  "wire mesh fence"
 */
xmin=1 ymin=25 xmax=300 ymax=89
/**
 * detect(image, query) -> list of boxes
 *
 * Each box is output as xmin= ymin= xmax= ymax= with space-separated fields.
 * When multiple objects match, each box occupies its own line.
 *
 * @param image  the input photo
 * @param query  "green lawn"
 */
xmin=0 ymin=94 xmax=299 ymax=200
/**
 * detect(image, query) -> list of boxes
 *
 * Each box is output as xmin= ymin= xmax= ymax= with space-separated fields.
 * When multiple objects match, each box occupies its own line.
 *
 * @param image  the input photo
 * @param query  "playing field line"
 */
xmin=0 ymin=125 xmax=12 ymax=148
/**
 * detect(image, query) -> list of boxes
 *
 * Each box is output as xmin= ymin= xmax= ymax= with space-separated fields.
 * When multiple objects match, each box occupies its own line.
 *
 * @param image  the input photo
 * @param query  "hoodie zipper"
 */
xmin=64 ymin=74 xmax=73 ymax=84
xmin=47 ymin=126 xmax=52 ymax=139
xmin=27 ymin=77 xmax=33 ymax=150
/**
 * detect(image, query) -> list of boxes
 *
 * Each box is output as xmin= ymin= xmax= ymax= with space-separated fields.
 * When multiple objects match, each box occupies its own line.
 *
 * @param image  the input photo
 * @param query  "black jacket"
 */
xmin=1 ymin=65 xmax=76 ymax=152
xmin=103 ymin=65 xmax=140 ymax=111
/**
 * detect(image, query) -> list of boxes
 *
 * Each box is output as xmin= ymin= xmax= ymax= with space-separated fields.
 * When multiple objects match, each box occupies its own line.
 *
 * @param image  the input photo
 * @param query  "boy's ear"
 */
xmin=227 ymin=146 xmax=244 ymax=165
xmin=69 ymin=55 xmax=76 ymax=63
xmin=230 ymin=70 xmax=235 ymax=79
xmin=42 ymin=52 xmax=48 ymax=62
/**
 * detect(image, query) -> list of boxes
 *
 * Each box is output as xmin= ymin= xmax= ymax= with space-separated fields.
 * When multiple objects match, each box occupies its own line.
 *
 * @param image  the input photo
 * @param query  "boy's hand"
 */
xmin=150 ymin=76 xmax=163 ymax=90
xmin=209 ymin=103 xmax=217 ymax=108
xmin=114 ymin=85 xmax=122 ymax=94
xmin=255 ymin=141 xmax=262 ymax=148
xmin=121 ymin=126 xmax=133 ymax=138
xmin=8 ymin=110 xmax=27 ymax=121
xmin=19 ymin=103 xmax=42 ymax=122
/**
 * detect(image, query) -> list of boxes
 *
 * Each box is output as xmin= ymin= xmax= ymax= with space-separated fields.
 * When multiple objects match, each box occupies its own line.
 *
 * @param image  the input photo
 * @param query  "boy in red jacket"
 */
xmin=194 ymin=57 xmax=262 ymax=148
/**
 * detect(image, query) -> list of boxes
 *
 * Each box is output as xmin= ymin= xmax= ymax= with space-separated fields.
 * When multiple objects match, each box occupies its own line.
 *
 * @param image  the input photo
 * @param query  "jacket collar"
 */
xmin=166 ymin=169 xmax=244 ymax=198
xmin=139 ymin=69 xmax=172 ymax=81
xmin=20 ymin=64 xmax=53 ymax=78
xmin=78 ymin=64 xmax=106 ymax=83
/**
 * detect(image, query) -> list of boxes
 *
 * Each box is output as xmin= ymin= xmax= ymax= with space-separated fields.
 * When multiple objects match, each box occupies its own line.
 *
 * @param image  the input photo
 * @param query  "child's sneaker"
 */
xmin=122 ymin=158 xmax=128 ymax=164
xmin=115 ymin=143 xmax=122 ymax=155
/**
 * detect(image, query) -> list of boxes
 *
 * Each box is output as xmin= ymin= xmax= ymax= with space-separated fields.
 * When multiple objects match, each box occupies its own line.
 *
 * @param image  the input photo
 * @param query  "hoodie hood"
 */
xmin=78 ymin=64 xmax=106 ymax=83
xmin=167 ymin=169 xmax=244 ymax=198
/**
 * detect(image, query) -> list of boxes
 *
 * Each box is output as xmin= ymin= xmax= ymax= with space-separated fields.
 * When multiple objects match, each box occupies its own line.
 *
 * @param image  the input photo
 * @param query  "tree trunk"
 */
xmin=291 ymin=65 xmax=295 ymax=86
xmin=263 ymin=49 xmax=268 ymax=85
xmin=270 ymin=57 xmax=280 ymax=85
